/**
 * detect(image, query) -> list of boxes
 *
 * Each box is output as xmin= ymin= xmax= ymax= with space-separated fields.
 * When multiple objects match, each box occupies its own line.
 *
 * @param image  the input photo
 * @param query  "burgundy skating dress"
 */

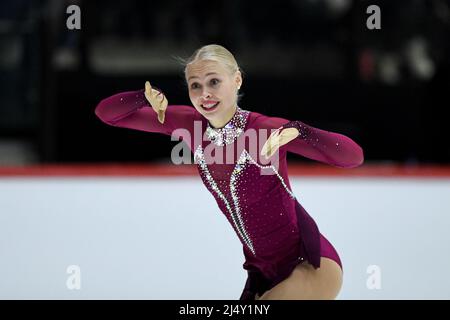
xmin=95 ymin=89 xmax=364 ymax=300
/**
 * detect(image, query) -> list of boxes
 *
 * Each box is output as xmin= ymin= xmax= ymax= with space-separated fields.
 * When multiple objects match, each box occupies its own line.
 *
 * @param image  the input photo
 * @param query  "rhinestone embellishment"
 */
xmin=195 ymin=146 xmax=256 ymax=255
xmin=237 ymin=150 xmax=296 ymax=200
xmin=194 ymin=147 xmax=297 ymax=256
xmin=205 ymin=107 xmax=250 ymax=146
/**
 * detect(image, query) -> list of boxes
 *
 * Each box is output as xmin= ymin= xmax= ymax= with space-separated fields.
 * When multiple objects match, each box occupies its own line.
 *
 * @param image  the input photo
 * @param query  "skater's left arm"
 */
xmin=257 ymin=114 xmax=364 ymax=168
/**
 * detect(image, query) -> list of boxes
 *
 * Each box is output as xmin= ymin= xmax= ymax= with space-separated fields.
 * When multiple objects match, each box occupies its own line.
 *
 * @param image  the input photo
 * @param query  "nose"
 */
xmin=201 ymin=88 xmax=212 ymax=99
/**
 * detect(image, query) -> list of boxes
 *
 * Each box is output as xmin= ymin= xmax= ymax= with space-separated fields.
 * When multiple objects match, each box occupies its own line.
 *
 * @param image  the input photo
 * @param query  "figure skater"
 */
xmin=95 ymin=44 xmax=364 ymax=300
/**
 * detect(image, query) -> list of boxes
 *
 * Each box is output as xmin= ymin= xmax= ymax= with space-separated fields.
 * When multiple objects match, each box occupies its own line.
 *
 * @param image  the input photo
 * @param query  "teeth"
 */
xmin=203 ymin=102 xmax=218 ymax=109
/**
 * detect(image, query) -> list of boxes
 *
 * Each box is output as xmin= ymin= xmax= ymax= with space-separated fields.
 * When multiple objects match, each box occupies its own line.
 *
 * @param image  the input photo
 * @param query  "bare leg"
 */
xmin=257 ymin=257 xmax=343 ymax=300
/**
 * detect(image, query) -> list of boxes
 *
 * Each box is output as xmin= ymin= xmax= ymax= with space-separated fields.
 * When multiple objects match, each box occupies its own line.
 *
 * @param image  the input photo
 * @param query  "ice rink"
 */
xmin=1 ymin=166 xmax=449 ymax=299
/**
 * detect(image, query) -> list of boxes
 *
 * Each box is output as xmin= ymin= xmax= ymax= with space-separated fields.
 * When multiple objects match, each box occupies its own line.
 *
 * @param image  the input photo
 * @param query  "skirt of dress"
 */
xmin=239 ymin=201 xmax=342 ymax=300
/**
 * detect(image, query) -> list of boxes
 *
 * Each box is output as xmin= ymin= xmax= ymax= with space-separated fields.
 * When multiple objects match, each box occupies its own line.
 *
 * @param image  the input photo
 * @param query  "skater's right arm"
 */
xmin=94 ymin=81 xmax=198 ymax=136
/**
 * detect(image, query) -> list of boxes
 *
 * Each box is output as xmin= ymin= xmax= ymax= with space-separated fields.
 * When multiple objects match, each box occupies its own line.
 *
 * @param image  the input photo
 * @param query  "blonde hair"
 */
xmin=183 ymin=44 xmax=240 ymax=76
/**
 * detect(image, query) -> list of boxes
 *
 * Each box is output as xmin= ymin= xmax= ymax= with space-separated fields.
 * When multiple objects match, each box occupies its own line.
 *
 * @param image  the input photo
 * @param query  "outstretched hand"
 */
xmin=261 ymin=127 xmax=299 ymax=158
xmin=144 ymin=81 xmax=168 ymax=124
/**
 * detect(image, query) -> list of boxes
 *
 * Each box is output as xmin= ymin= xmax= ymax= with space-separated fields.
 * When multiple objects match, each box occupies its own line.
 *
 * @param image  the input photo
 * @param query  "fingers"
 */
xmin=158 ymin=110 xmax=165 ymax=124
xmin=267 ymin=135 xmax=281 ymax=158
xmin=261 ymin=129 xmax=281 ymax=159
xmin=144 ymin=81 xmax=167 ymax=124
xmin=144 ymin=81 xmax=154 ymax=104
xmin=261 ymin=143 xmax=271 ymax=159
xmin=279 ymin=127 xmax=299 ymax=144
xmin=261 ymin=127 xmax=300 ymax=158
xmin=145 ymin=81 xmax=151 ymax=93
xmin=157 ymin=93 xmax=168 ymax=124
xmin=144 ymin=81 xmax=161 ymax=104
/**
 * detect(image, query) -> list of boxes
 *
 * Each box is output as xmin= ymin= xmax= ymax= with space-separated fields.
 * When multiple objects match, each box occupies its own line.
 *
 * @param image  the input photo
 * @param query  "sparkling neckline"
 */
xmin=205 ymin=107 xmax=250 ymax=146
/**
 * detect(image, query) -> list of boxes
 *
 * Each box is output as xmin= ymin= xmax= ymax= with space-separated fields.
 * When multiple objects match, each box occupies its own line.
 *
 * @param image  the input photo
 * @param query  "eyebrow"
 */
xmin=188 ymin=72 xmax=218 ymax=81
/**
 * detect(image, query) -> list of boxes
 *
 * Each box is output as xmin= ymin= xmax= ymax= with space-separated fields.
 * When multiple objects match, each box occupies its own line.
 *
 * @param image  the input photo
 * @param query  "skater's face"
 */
xmin=186 ymin=60 xmax=242 ymax=127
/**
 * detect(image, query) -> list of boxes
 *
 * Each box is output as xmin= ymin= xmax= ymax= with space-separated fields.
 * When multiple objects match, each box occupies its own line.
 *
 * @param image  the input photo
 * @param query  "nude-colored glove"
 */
xmin=261 ymin=127 xmax=299 ymax=159
xmin=144 ymin=81 xmax=168 ymax=124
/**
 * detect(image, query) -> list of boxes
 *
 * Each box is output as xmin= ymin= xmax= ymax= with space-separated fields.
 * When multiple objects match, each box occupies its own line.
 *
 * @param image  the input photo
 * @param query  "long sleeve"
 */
xmin=94 ymin=89 xmax=198 ymax=136
xmin=253 ymin=113 xmax=364 ymax=168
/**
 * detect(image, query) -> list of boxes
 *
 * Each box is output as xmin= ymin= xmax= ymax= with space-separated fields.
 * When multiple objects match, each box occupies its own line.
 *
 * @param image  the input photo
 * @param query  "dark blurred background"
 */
xmin=0 ymin=0 xmax=449 ymax=166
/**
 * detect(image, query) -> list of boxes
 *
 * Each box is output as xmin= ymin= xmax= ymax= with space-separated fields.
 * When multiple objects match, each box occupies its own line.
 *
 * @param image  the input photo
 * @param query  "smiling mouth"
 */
xmin=201 ymin=101 xmax=220 ymax=112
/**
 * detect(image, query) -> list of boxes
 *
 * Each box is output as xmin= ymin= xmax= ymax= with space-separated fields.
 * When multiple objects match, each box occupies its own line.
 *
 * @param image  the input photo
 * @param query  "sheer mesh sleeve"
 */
xmin=94 ymin=89 xmax=197 ymax=136
xmin=254 ymin=114 xmax=364 ymax=168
